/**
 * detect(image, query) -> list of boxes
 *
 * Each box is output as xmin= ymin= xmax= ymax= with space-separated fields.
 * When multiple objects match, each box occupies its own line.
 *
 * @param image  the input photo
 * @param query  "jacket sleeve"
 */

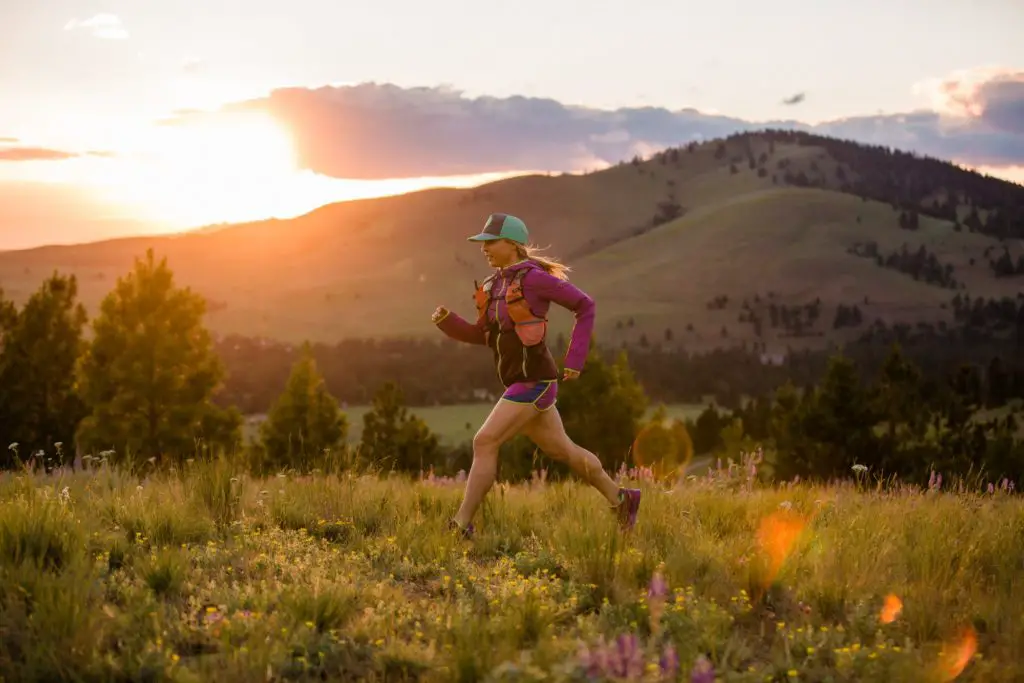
xmin=435 ymin=309 xmax=488 ymax=345
xmin=527 ymin=270 xmax=595 ymax=371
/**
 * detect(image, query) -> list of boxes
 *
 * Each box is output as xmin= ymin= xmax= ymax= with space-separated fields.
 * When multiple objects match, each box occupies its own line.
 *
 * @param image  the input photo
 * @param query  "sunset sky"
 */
xmin=2 ymin=0 xmax=1023 ymax=250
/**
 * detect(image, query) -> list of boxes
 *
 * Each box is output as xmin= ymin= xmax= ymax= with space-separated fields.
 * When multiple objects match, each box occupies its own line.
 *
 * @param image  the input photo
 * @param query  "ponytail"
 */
xmin=515 ymin=244 xmax=571 ymax=281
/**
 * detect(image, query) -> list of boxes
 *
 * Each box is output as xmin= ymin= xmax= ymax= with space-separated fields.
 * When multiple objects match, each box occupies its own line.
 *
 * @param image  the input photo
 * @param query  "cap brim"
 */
xmin=467 ymin=233 xmax=501 ymax=242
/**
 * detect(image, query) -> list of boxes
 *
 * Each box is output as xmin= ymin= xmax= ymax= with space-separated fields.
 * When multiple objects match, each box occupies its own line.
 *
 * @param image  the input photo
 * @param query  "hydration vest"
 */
xmin=474 ymin=268 xmax=548 ymax=347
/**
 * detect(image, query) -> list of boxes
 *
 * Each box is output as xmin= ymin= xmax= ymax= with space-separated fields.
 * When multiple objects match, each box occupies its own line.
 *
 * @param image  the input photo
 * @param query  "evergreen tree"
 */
xmin=766 ymin=382 xmax=814 ymax=480
xmin=800 ymin=353 xmax=879 ymax=476
xmin=873 ymin=343 xmax=925 ymax=444
xmin=556 ymin=346 xmax=649 ymax=471
xmin=359 ymin=381 xmax=440 ymax=474
xmin=75 ymin=249 xmax=241 ymax=465
xmin=0 ymin=273 xmax=87 ymax=468
xmin=258 ymin=343 xmax=348 ymax=471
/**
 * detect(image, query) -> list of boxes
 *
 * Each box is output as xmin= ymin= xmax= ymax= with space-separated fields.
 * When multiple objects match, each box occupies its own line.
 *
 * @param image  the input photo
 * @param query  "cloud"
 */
xmin=156 ymin=69 xmax=1024 ymax=181
xmin=0 ymin=146 xmax=114 ymax=162
xmin=161 ymin=83 xmax=758 ymax=179
xmin=0 ymin=147 xmax=77 ymax=162
xmin=0 ymin=137 xmax=18 ymax=143
xmin=782 ymin=92 xmax=806 ymax=106
xmin=64 ymin=14 xmax=128 ymax=40
xmin=935 ymin=69 xmax=1024 ymax=135
xmin=911 ymin=67 xmax=1024 ymax=136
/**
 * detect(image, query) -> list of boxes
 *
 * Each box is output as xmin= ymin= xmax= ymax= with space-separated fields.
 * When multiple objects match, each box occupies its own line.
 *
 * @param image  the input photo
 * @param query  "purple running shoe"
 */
xmin=448 ymin=518 xmax=474 ymax=539
xmin=616 ymin=488 xmax=641 ymax=531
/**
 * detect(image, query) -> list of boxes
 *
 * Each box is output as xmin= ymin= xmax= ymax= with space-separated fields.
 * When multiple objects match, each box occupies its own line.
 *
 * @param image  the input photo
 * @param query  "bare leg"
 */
xmin=519 ymin=406 xmax=621 ymax=507
xmin=452 ymin=399 xmax=540 ymax=528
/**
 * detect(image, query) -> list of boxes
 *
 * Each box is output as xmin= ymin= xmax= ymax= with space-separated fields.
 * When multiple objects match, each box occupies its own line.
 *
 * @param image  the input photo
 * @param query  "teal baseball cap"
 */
xmin=467 ymin=213 xmax=529 ymax=245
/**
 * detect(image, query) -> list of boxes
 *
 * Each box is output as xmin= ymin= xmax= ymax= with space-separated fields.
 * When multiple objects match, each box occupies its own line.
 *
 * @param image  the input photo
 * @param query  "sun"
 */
xmin=38 ymin=108 xmax=542 ymax=235
xmin=103 ymin=111 xmax=313 ymax=227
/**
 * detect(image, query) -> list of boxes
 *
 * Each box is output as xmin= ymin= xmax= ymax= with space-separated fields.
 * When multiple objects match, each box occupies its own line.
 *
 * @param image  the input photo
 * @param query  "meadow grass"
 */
xmin=0 ymin=458 xmax=1019 ymax=682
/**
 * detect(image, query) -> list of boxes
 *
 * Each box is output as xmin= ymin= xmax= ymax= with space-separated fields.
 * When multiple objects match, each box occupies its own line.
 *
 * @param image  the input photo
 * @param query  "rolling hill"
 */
xmin=1 ymin=129 xmax=1022 ymax=353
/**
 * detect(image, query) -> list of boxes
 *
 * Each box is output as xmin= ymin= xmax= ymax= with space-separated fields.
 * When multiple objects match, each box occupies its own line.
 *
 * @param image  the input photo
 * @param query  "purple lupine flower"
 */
xmin=690 ymin=654 xmax=714 ymax=683
xmin=577 ymin=643 xmax=603 ymax=680
xmin=614 ymin=633 xmax=644 ymax=679
xmin=598 ymin=638 xmax=614 ymax=678
xmin=648 ymin=571 xmax=668 ymax=600
xmin=660 ymin=645 xmax=679 ymax=678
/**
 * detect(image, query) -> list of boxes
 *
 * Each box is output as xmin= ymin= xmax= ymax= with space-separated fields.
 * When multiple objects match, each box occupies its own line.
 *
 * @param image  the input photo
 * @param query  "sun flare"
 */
xmin=38 ymin=110 xmax=534 ymax=231
xmin=0 ymin=107 xmax=541 ymax=239
xmin=101 ymin=112 xmax=308 ymax=227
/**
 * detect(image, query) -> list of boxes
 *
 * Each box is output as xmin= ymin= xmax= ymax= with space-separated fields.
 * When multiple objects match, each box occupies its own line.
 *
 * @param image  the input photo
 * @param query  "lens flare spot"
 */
xmin=936 ymin=626 xmax=977 ymax=681
xmin=756 ymin=510 xmax=806 ymax=587
xmin=631 ymin=414 xmax=693 ymax=482
xmin=879 ymin=593 xmax=903 ymax=624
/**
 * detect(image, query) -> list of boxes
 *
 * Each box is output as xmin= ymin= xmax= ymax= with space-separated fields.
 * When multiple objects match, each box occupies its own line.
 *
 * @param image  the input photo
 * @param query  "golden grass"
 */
xmin=1 ymin=458 xmax=1018 ymax=681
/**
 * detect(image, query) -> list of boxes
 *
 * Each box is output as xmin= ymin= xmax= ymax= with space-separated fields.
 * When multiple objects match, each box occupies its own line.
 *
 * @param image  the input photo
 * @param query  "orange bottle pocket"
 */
xmin=515 ymin=319 xmax=547 ymax=347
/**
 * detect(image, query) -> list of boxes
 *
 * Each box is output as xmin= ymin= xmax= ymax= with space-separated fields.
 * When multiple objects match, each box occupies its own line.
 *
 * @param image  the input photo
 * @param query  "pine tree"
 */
xmin=873 ymin=343 xmax=924 ymax=444
xmin=0 ymin=273 xmax=87 ymax=467
xmin=359 ymin=381 xmax=440 ymax=474
xmin=258 ymin=343 xmax=347 ymax=471
xmin=556 ymin=346 xmax=649 ymax=471
xmin=75 ymin=249 xmax=241 ymax=465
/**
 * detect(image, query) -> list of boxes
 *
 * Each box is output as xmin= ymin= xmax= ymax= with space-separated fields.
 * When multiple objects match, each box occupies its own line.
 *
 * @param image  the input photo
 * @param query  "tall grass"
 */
xmin=0 ymin=457 xmax=1019 ymax=682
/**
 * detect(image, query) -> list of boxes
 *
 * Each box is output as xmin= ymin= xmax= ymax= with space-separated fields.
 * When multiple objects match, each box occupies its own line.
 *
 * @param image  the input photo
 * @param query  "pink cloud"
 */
xmin=151 ymin=75 xmax=1024 ymax=180
xmin=0 ymin=146 xmax=115 ymax=162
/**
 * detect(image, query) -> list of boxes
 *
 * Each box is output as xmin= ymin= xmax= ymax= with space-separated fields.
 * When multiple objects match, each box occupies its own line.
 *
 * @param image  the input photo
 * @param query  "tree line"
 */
xmin=847 ymin=240 xmax=960 ymax=290
xmin=208 ymin=304 xmax=1024 ymax=415
xmin=638 ymin=128 xmax=1024 ymax=242
xmin=731 ymin=129 xmax=1024 ymax=241
xmin=1 ymin=250 xmax=1022 ymax=489
xmin=683 ymin=347 xmax=1024 ymax=486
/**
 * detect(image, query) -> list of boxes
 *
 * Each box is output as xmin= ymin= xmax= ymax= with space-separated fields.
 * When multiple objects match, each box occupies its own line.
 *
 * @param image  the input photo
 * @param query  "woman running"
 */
xmin=432 ymin=212 xmax=641 ymax=538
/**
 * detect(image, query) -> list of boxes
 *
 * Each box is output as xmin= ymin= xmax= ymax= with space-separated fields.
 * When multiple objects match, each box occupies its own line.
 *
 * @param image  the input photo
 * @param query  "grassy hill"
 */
xmin=1 ymin=130 xmax=1022 ymax=351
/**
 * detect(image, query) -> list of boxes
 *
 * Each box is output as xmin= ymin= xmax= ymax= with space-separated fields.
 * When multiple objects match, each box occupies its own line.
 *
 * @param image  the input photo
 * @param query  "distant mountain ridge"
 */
xmin=1 ymin=130 xmax=1022 ymax=352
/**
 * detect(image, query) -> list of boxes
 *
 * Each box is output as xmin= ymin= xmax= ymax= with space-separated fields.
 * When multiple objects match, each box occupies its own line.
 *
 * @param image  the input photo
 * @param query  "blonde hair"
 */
xmin=515 ymin=243 xmax=571 ymax=281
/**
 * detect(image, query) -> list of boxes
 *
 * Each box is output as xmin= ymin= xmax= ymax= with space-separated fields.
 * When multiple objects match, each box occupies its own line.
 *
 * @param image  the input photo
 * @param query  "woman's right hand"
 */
xmin=431 ymin=306 xmax=449 ymax=324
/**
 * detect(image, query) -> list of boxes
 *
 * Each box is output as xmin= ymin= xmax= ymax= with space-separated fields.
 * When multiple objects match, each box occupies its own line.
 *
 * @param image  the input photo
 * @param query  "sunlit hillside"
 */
xmin=1 ymin=130 xmax=1022 ymax=351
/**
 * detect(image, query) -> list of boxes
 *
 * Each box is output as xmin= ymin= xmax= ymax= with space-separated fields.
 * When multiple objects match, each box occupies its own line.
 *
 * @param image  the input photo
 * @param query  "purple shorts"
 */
xmin=501 ymin=380 xmax=557 ymax=411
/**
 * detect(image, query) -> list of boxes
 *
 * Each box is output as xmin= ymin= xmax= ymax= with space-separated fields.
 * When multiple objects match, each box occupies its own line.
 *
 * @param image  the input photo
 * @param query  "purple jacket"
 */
xmin=436 ymin=260 xmax=595 ymax=372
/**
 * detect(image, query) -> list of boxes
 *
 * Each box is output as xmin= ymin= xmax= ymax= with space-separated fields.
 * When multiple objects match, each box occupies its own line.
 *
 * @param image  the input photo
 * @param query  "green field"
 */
xmin=244 ymin=402 xmax=713 ymax=447
xmin=1 ymin=462 xmax=1015 ymax=681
